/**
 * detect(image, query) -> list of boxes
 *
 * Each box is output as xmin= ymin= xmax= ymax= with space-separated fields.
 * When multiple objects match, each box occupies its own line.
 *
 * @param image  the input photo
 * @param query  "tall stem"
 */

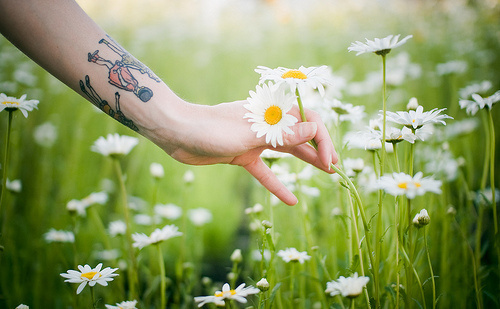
xmin=424 ymin=228 xmax=436 ymax=309
xmin=158 ymin=244 xmax=166 ymax=309
xmin=487 ymin=109 xmax=497 ymax=234
xmin=0 ymin=110 xmax=13 ymax=233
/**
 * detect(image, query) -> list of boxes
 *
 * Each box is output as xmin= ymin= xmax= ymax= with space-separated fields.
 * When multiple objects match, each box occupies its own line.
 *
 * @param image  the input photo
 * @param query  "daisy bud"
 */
xmin=413 ymin=209 xmax=430 ymax=228
xmin=447 ymin=206 xmax=457 ymax=217
xmin=407 ymin=97 xmax=419 ymax=111
xmin=202 ymin=276 xmax=212 ymax=286
xmin=262 ymin=220 xmax=273 ymax=229
xmin=149 ymin=162 xmax=164 ymax=179
xmin=253 ymin=203 xmax=264 ymax=214
xmin=230 ymin=249 xmax=243 ymax=263
xmin=256 ymin=278 xmax=270 ymax=291
xmin=244 ymin=207 xmax=254 ymax=215
xmin=331 ymin=207 xmax=342 ymax=217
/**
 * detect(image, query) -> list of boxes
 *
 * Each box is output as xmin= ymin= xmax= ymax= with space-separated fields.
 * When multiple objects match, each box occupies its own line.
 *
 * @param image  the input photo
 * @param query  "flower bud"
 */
xmin=230 ymin=249 xmax=243 ymax=263
xmin=183 ymin=170 xmax=195 ymax=184
xmin=256 ymin=278 xmax=270 ymax=291
xmin=407 ymin=97 xmax=419 ymax=111
xmin=413 ymin=209 xmax=430 ymax=228
xmin=149 ymin=162 xmax=164 ymax=179
xmin=262 ymin=220 xmax=273 ymax=229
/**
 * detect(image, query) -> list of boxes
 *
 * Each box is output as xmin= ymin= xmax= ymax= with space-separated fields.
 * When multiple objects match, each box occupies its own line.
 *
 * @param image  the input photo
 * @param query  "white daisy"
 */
xmin=16 ymin=304 xmax=29 ymax=309
xmin=342 ymin=158 xmax=365 ymax=177
xmin=348 ymin=34 xmax=413 ymax=56
xmin=254 ymin=65 xmax=333 ymax=97
xmin=33 ymin=122 xmax=58 ymax=148
xmin=324 ymin=99 xmax=365 ymax=124
xmin=378 ymin=172 xmax=442 ymax=199
xmin=108 ymin=220 xmax=127 ymax=237
xmin=105 ymin=300 xmax=138 ymax=309
xmin=60 ymin=263 xmax=119 ymax=294
xmin=132 ymin=224 xmax=182 ymax=249
xmin=244 ymin=83 xmax=298 ymax=148
xmin=0 ymin=93 xmax=39 ymax=117
xmin=325 ymin=273 xmax=370 ymax=298
xmin=436 ymin=60 xmax=467 ymax=76
xmin=149 ymin=162 xmax=164 ymax=179
xmin=385 ymin=105 xmax=452 ymax=130
xmin=44 ymin=228 xmax=75 ymax=243
xmin=194 ymin=282 xmax=260 ymax=308
xmin=183 ymin=170 xmax=195 ymax=184
xmin=413 ymin=209 xmax=430 ymax=228
xmin=459 ymin=91 xmax=500 ymax=115
xmin=277 ymin=247 xmax=311 ymax=264
xmin=459 ymin=80 xmax=492 ymax=99
xmin=6 ymin=178 xmax=22 ymax=193
xmin=188 ymin=208 xmax=213 ymax=227
xmin=155 ymin=203 xmax=182 ymax=220
xmin=91 ymin=133 xmax=139 ymax=157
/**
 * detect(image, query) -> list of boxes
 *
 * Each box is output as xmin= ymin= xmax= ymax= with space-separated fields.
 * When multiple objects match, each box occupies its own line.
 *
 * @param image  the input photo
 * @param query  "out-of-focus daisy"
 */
xmin=260 ymin=149 xmax=292 ymax=165
xmin=378 ymin=172 xmax=442 ymax=199
xmin=91 ymin=133 xmax=139 ymax=157
xmin=132 ymin=224 xmax=182 ymax=250
xmin=6 ymin=178 xmax=22 ymax=193
xmin=413 ymin=209 xmax=430 ymax=228
xmin=105 ymin=300 xmax=138 ymax=309
xmin=406 ymin=97 xmax=420 ymax=111
xmin=66 ymin=191 xmax=108 ymax=217
xmin=277 ymin=247 xmax=311 ymax=264
xmin=385 ymin=105 xmax=452 ymax=130
xmin=251 ymin=249 xmax=271 ymax=262
xmin=60 ymin=263 xmax=119 ymax=294
xmin=255 ymin=65 xmax=333 ymax=97
xmin=342 ymin=158 xmax=365 ymax=177
xmin=459 ymin=80 xmax=492 ymax=99
xmin=459 ymin=90 xmax=500 ymax=115
xmin=44 ymin=228 xmax=75 ymax=243
xmin=436 ymin=60 xmax=467 ymax=76
xmin=0 ymin=93 xmax=39 ymax=117
xmin=149 ymin=162 xmax=164 ymax=179
xmin=183 ymin=170 xmax=195 ymax=184
xmin=324 ymin=99 xmax=365 ymax=124
xmin=188 ymin=208 xmax=213 ymax=227
xmin=33 ymin=122 xmax=58 ymax=148
xmin=385 ymin=126 xmax=417 ymax=144
xmin=108 ymin=220 xmax=127 ymax=237
xmin=244 ymin=83 xmax=298 ymax=148
xmin=194 ymin=282 xmax=260 ymax=308
xmin=94 ymin=249 xmax=121 ymax=261
xmin=155 ymin=203 xmax=182 ymax=220
xmin=325 ymin=273 xmax=370 ymax=298
xmin=348 ymin=34 xmax=412 ymax=56
xmin=16 ymin=304 xmax=29 ymax=309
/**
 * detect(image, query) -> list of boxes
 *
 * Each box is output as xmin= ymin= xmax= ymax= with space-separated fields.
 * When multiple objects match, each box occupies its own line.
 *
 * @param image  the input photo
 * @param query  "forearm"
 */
xmin=0 ymin=0 xmax=184 ymax=148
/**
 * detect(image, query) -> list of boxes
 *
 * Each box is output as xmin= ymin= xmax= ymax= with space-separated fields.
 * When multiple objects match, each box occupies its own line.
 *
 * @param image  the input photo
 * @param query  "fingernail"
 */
xmin=299 ymin=123 xmax=316 ymax=138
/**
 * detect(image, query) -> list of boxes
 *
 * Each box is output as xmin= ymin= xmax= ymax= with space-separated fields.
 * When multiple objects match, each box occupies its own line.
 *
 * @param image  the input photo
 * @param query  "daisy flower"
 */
xmin=244 ymin=83 xmax=298 ymax=148
xmin=188 ymin=208 xmax=213 ymax=226
xmin=33 ymin=122 xmax=58 ymax=148
xmin=324 ymin=99 xmax=365 ymax=124
xmin=325 ymin=273 xmax=370 ymax=298
xmin=44 ymin=228 xmax=75 ymax=243
xmin=132 ymin=224 xmax=182 ymax=249
xmin=6 ymin=178 xmax=22 ymax=193
xmin=277 ymin=247 xmax=311 ymax=264
xmin=348 ymin=34 xmax=413 ymax=56
xmin=108 ymin=220 xmax=127 ymax=237
xmin=413 ymin=209 xmax=430 ymax=228
xmin=149 ymin=162 xmax=164 ymax=179
xmin=194 ymin=282 xmax=260 ymax=308
xmin=60 ymin=263 xmax=119 ymax=294
xmin=378 ymin=172 xmax=442 ymax=199
xmin=459 ymin=80 xmax=492 ymax=99
xmin=154 ymin=203 xmax=182 ymax=220
xmin=385 ymin=105 xmax=452 ymax=130
xmin=255 ymin=65 xmax=333 ymax=97
xmin=105 ymin=300 xmax=138 ymax=309
xmin=16 ymin=305 xmax=29 ymax=309
xmin=459 ymin=90 xmax=500 ymax=115
xmin=91 ymin=133 xmax=139 ymax=157
xmin=0 ymin=93 xmax=39 ymax=117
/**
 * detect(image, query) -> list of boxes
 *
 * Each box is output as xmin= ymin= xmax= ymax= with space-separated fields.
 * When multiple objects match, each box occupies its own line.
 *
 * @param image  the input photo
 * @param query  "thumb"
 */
xmin=282 ymin=122 xmax=317 ymax=147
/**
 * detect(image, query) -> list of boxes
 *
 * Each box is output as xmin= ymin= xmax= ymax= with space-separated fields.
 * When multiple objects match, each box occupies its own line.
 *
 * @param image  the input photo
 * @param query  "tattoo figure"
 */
xmin=79 ymin=75 xmax=139 ymax=131
xmin=88 ymin=36 xmax=159 ymax=102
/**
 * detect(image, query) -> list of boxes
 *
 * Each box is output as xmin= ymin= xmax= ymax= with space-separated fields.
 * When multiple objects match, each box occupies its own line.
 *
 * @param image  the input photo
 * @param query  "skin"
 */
xmin=0 ymin=0 xmax=338 ymax=206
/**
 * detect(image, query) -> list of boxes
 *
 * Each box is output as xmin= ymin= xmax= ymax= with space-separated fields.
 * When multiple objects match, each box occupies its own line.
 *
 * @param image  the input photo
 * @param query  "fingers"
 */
xmin=243 ymin=157 xmax=298 ymax=206
xmin=303 ymin=109 xmax=338 ymax=168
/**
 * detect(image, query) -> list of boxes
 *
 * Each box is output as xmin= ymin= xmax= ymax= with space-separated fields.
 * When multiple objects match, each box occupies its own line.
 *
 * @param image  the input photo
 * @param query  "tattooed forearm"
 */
xmin=79 ymin=75 xmax=139 ymax=131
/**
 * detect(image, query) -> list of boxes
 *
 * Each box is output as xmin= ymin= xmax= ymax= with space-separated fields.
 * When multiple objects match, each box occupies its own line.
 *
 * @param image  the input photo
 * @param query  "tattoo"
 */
xmin=88 ymin=35 xmax=159 ymax=102
xmin=79 ymin=75 xmax=139 ymax=132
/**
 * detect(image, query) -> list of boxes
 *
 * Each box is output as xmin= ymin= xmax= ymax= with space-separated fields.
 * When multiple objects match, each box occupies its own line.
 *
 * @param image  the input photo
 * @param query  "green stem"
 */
xmin=350 ymin=297 xmax=356 ymax=309
xmin=90 ymin=286 xmax=96 ymax=309
xmin=158 ymin=244 xmax=166 ymax=309
xmin=487 ymin=109 xmax=497 ymax=235
xmin=424 ymin=228 xmax=436 ymax=309
xmin=399 ymin=236 xmax=426 ymax=309
xmin=0 ymin=110 xmax=13 ymax=233
xmin=113 ymin=158 xmax=138 ymax=299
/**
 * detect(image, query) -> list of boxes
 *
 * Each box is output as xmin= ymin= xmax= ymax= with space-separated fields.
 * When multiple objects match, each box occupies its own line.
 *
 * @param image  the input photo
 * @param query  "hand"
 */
xmin=155 ymin=100 xmax=338 ymax=206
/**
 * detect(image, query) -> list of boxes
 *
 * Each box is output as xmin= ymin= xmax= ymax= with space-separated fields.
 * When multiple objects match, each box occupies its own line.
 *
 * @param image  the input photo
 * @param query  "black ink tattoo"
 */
xmin=80 ymin=75 xmax=139 ymax=132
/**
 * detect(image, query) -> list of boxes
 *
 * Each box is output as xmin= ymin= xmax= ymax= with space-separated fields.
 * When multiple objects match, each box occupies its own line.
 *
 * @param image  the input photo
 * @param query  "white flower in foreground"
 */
xmin=256 ymin=278 xmax=270 ymax=291
xmin=277 ymin=247 xmax=311 ymax=264
xmin=6 ymin=178 xmax=22 ymax=193
xmin=91 ymin=133 xmax=139 ymax=157
xmin=132 ymin=224 xmax=182 ymax=250
xmin=378 ymin=172 xmax=442 ymax=199
xmin=33 ymin=122 xmax=58 ymax=147
xmin=0 ymin=93 xmax=39 ymax=117
xmin=459 ymin=91 xmax=500 ymax=115
xmin=44 ymin=229 xmax=75 ymax=243
xmin=385 ymin=105 xmax=452 ymax=130
xmin=244 ymin=83 xmax=298 ymax=148
xmin=188 ymin=208 xmax=213 ymax=227
xmin=325 ymin=273 xmax=370 ymax=298
xmin=255 ymin=65 xmax=333 ymax=97
xmin=413 ymin=209 xmax=430 ymax=228
xmin=194 ymin=283 xmax=260 ymax=308
xmin=155 ymin=203 xmax=182 ymax=220
xmin=149 ymin=162 xmax=164 ymax=179
xmin=348 ymin=34 xmax=412 ymax=56
xmin=108 ymin=220 xmax=127 ymax=237
xmin=60 ymin=263 xmax=119 ymax=294
xmin=105 ymin=300 xmax=138 ymax=309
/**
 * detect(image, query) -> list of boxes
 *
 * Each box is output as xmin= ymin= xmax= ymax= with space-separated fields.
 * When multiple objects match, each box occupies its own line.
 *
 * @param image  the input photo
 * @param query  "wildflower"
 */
xmin=16 ymin=305 xmax=29 ymax=309
xmin=385 ymin=105 xmax=452 ymax=130
xmin=260 ymin=149 xmax=292 ymax=165
xmin=183 ymin=170 xmax=195 ymax=184
xmin=188 ymin=208 xmax=213 ymax=226
xmin=459 ymin=91 xmax=500 ymax=115
xmin=244 ymin=83 xmax=298 ymax=148
xmin=254 ymin=65 xmax=333 ymax=97
xmin=149 ymin=162 xmax=164 ymax=179
xmin=33 ymin=122 xmax=58 ymax=147
xmin=331 ymin=207 xmax=343 ymax=217
xmin=459 ymin=80 xmax=492 ymax=99
xmin=325 ymin=273 xmax=370 ymax=298
xmin=44 ymin=229 xmax=75 ymax=243
xmin=413 ymin=209 xmax=430 ymax=227
xmin=256 ymin=278 xmax=270 ymax=291
xmin=194 ymin=282 xmax=260 ymax=307
xmin=6 ymin=178 xmax=22 ymax=193
xmin=348 ymin=34 xmax=412 ymax=56
xmin=66 ymin=191 xmax=108 ymax=217
xmin=105 ymin=300 xmax=138 ymax=309
xmin=60 ymin=263 xmax=119 ymax=294
xmin=277 ymin=247 xmax=311 ymax=264
xmin=406 ymin=97 xmax=419 ymax=111
xmin=436 ymin=60 xmax=467 ymax=76
xmin=91 ymin=133 xmax=139 ymax=157
xmin=251 ymin=249 xmax=271 ymax=262
xmin=108 ymin=220 xmax=127 ymax=237
xmin=378 ymin=172 xmax=442 ymax=199
xmin=94 ymin=249 xmax=121 ymax=261
xmin=324 ymin=99 xmax=365 ymax=124
xmin=0 ymin=93 xmax=39 ymax=117
xmin=343 ymin=158 xmax=365 ymax=177
xmin=155 ymin=203 xmax=182 ymax=220
xmin=231 ymin=249 xmax=243 ymax=263
xmin=132 ymin=224 xmax=182 ymax=249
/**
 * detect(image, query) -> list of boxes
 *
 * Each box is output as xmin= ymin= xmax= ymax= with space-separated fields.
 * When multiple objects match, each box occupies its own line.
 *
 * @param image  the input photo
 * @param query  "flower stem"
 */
xmin=424 ymin=228 xmax=436 ymax=309
xmin=157 ymin=244 xmax=167 ymax=309
xmin=487 ymin=109 xmax=497 ymax=234
xmin=90 ymin=286 xmax=96 ymax=309
xmin=399 ymin=235 xmax=426 ymax=309
xmin=350 ymin=298 xmax=356 ymax=309
xmin=0 ymin=110 xmax=13 ymax=233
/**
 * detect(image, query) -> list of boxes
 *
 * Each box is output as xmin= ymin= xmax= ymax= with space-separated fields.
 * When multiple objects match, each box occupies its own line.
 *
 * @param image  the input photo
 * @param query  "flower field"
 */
xmin=0 ymin=0 xmax=499 ymax=308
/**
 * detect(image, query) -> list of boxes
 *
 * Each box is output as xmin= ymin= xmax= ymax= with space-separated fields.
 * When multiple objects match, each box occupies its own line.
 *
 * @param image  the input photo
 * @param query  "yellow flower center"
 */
xmin=412 ymin=119 xmax=416 ymax=123
xmin=281 ymin=70 xmax=307 ymax=80
xmin=1 ymin=101 xmax=19 ymax=105
xmin=215 ymin=290 xmax=237 ymax=297
xmin=414 ymin=182 xmax=421 ymax=188
xmin=264 ymin=105 xmax=283 ymax=125
xmin=397 ymin=182 xmax=408 ymax=189
xmin=81 ymin=271 xmax=100 ymax=280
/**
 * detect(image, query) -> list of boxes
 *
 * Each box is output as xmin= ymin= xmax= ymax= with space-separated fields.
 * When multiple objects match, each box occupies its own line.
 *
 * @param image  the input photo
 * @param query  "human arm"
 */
xmin=0 ymin=0 xmax=338 ymax=206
